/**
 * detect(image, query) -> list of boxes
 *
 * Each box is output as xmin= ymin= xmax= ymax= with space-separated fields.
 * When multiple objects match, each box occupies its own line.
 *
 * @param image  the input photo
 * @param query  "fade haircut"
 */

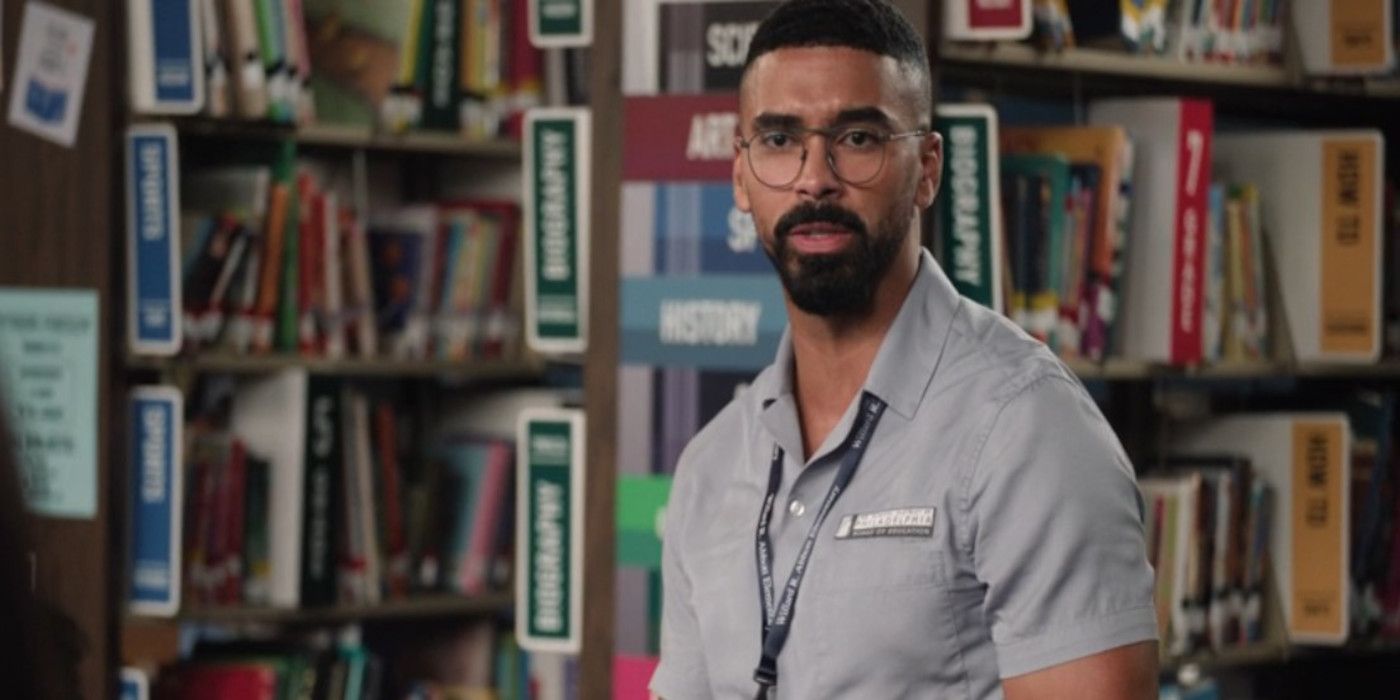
xmin=742 ymin=0 xmax=933 ymax=122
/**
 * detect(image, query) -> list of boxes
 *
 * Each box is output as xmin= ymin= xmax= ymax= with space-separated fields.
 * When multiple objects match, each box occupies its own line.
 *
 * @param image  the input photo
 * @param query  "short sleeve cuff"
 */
xmin=649 ymin=662 xmax=707 ymax=700
xmin=995 ymin=605 xmax=1160 ymax=679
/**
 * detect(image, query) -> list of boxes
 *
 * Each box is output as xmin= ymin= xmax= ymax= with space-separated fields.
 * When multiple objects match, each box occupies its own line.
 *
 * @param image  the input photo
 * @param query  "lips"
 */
xmin=787 ymin=223 xmax=856 ymax=254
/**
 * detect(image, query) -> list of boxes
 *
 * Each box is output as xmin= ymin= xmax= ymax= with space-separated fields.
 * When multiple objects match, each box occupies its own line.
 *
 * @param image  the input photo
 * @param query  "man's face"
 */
xmin=735 ymin=46 xmax=941 ymax=317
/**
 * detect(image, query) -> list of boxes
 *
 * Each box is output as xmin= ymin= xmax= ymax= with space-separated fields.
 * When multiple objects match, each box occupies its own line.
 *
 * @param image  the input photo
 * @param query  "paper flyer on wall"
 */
xmin=6 ymin=1 xmax=95 ymax=147
xmin=0 ymin=288 xmax=99 ymax=519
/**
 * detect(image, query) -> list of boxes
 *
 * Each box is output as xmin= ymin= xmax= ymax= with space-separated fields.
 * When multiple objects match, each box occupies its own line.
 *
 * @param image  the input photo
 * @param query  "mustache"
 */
xmin=773 ymin=203 xmax=868 ymax=241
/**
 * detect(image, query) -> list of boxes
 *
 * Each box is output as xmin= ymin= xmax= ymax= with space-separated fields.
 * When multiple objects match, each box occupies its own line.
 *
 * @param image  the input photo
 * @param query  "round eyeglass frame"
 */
xmin=735 ymin=127 xmax=929 ymax=188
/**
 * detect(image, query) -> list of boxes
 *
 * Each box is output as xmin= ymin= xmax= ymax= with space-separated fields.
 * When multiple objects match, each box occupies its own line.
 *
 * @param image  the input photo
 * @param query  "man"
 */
xmin=649 ymin=1 xmax=1159 ymax=698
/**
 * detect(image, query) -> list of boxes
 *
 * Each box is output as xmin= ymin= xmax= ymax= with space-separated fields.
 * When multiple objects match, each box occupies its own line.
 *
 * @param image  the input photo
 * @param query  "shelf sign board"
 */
xmin=935 ymin=104 xmax=1003 ymax=314
xmin=530 ymin=0 xmax=592 ymax=48
xmin=517 ymin=408 xmax=585 ymax=654
xmin=128 ymin=386 xmax=182 ymax=617
xmin=943 ymin=0 xmax=1032 ymax=41
xmin=126 ymin=123 xmax=182 ymax=356
xmin=120 ymin=667 xmax=149 ymax=700
xmin=524 ymin=108 xmax=591 ymax=355
xmin=0 ymin=288 xmax=99 ymax=519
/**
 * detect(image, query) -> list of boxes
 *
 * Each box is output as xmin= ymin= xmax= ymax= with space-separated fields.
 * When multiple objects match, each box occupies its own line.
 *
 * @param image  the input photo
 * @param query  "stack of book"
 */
xmin=178 ymin=370 xmax=516 ymax=610
xmin=1140 ymin=457 xmax=1273 ymax=658
xmin=129 ymin=0 xmax=545 ymax=138
xmin=152 ymin=624 xmax=540 ymax=699
xmin=936 ymin=96 xmax=1387 ymax=367
xmin=178 ymin=149 xmax=521 ymax=362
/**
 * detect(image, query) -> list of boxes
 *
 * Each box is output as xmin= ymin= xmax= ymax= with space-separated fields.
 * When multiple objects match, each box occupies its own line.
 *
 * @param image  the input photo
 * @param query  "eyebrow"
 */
xmin=751 ymin=106 xmax=899 ymax=132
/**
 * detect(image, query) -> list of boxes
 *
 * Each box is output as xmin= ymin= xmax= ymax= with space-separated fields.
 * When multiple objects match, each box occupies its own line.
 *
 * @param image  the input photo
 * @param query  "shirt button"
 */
xmin=788 ymin=500 xmax=805 ymax=517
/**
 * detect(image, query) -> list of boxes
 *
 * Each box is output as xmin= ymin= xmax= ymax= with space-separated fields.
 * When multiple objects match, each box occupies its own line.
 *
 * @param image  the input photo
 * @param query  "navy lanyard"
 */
xmin=753 ymin=393 xmax=887 ymax=699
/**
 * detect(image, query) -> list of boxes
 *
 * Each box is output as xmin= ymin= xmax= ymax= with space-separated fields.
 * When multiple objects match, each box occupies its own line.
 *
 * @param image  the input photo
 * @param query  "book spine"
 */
xmin=277 ymin=168 xmax=302 ymax=353
xmin=222 ymin=439 xmax=248 ymax=604
xmin=463 ymin=440 xmax=511 ymax=594
xmin=126 ymin=125 xmax=184 ymax=356
xmin=225 ymin=0 xmax=269 ymax=119
xmin=199 ymin=0 xmax=229 ymax=117
xmin=1319 ymin=136 xmax=1381 ymax=358
xmin=424 ymin=0 xmax=462 ymax=130
xmin=132 ymin=0 xmax=205 ymax=114
xmin=251 ymin=182 xmax=288 ymax=353
xmin=300 ymin=376 xmax=342 ymax=607
xmin=296 ymin=173 xmax=319 ymax=355
xmin=129 ymin=387 xmax=184 ymax=617
xmin=1288 ymin=419 xmax=1349 ymax=642
xmin=1169 ymin=99 xmax=1212 ymax=365
xmin=322 ymin=192 xmax=347 ymax=359
xmin=373 ymin=402 xmax=410 ymax=598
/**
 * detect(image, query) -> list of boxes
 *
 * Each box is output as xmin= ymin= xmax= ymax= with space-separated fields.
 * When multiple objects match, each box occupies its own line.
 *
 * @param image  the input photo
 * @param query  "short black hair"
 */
xmin=743 ymin=0 xmax=932 ymax=116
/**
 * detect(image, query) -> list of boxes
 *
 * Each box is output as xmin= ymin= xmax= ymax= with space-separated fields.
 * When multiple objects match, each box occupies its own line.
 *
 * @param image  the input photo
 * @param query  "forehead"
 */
xmin=740 ymin=46 xmax=914 ymax=126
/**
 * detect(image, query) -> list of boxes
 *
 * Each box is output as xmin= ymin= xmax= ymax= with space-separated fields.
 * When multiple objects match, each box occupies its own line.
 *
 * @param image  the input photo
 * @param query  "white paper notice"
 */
xmin=0 ymin=288 xmax=99 ymax=519
xmin=6 ymin=1 xmax=94 ymax=147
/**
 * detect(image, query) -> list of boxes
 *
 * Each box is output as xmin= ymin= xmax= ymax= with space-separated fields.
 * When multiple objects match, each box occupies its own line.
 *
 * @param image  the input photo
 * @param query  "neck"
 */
xmin=789 ymin=242 xmax=920 ymax=459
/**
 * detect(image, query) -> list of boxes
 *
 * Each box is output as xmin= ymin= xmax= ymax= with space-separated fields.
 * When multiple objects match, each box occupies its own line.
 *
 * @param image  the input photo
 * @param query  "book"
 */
xmin=127 ymin=124 xmax=184 ymax=356
xmin=1000 ymin=153 xmax=1070 ymax=348
xmin=129 ymin=0 xmax=205 ymax=114
xmin=1088 ymin=97 xmax=1213 ymax=366
xmin=1214 ymin=130 xmax=1385 ymax=363
xmin=1001 ymin=125 xmax=1130 ymax=361
xmin=225 ymin=0 xmax=270 ymax=119
xmin=129 ymin=386 xmax=184 ymax=617
xmin=299 ymin=375 xmax=341 ymax=607
xmin=1292 ymin=0 xmax=1396 ymax=76
xmin=229 ymin=369 xmax=310 ymax=608
xmin=1174 ymin=412 xmax=1352 ymax=644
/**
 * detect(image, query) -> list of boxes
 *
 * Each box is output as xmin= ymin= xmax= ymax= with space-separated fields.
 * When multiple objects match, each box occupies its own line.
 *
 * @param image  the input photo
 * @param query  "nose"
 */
xmin=792 ymin=134 xmax=842 ymax=202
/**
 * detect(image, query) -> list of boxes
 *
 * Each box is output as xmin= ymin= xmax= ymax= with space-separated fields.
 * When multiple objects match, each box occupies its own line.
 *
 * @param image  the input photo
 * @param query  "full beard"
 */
xmin=764 ymin=197 xmax=914 ymax=318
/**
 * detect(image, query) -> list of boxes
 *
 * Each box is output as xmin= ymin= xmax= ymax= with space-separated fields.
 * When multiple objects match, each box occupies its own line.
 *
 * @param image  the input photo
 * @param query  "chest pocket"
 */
xmin=808 ymin=528 xmax=968 ymax=697
xmin=817 ymin=525 xmax=946 ymax=591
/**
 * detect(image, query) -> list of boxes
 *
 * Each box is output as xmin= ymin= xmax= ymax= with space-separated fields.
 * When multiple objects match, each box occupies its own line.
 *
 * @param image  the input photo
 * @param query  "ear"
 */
xmin=915 ymin=131 xmax=943 ymax=210
xmin=733 ymin=136 xmax=752 ymax=213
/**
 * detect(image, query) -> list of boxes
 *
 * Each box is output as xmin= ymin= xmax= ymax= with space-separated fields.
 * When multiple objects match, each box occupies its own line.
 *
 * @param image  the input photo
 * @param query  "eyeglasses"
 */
xmin=736 ymin=125 xmax=928 ymax=188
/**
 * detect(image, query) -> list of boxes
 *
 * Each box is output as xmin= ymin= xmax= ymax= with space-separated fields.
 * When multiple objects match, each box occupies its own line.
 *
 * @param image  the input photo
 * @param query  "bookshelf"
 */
xmin=129 ymin=592 xmax=514 ymax=627
xmin=941 ymin=42 xmax=1297 ymax=88
xmin=166 ymin=116 xmax=524 ymax=159
xmin=123 ymin=353 xmax=548 ymax=380
xmin=113 ymin=1 xmax=557 ymax=697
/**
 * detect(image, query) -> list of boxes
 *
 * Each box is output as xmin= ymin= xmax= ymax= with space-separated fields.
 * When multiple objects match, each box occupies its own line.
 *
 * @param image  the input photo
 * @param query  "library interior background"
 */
xmin=3 ymin=1 xmax=1400 ymax=698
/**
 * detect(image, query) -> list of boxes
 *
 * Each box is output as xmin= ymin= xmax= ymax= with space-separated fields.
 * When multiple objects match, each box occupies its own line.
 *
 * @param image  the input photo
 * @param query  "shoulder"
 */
xmin=935 ymin=299 xmax=1083 ymax=417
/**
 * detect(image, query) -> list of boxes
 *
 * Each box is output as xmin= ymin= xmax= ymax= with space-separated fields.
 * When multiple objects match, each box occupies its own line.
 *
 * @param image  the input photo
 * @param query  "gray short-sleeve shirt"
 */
xmin=650 ymin=250 xmax=1158 ymax=699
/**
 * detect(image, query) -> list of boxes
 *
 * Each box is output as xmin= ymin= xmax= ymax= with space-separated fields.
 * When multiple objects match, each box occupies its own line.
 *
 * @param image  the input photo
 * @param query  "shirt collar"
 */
xmin=753 ymin=248 xmax=962 ymax=420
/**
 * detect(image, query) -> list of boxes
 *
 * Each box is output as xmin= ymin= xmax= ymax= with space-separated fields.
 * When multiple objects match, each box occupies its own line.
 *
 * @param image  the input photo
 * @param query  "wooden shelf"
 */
xmin=941 ymin=42 xmax=1295 ymax=87
xmin=128 ymin=592 xmax=513 ymax=626
xmin=1065 ymin=359 xmax=1400 ymax=381
xmin=123 ymin=352 xmax=547 ymax=379
xmin=940 ymin=42 xmax=1400 ymax=99
xmin=157 ymin=116 xmax=522 ymax=159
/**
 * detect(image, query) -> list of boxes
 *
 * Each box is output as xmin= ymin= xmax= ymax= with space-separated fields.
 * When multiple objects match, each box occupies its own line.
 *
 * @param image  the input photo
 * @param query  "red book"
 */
xmin=462 ymin=440 xmax=512 ymax=595
xmin=155 ymin=663 xmax=278 ymax=700
xmin=220 ymin=440 xmax=249 ymax=605
xmin=296 ymin=172 xmax=320 ymax=354
xmin=374 ymin=402 xmax=410 ymax=598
